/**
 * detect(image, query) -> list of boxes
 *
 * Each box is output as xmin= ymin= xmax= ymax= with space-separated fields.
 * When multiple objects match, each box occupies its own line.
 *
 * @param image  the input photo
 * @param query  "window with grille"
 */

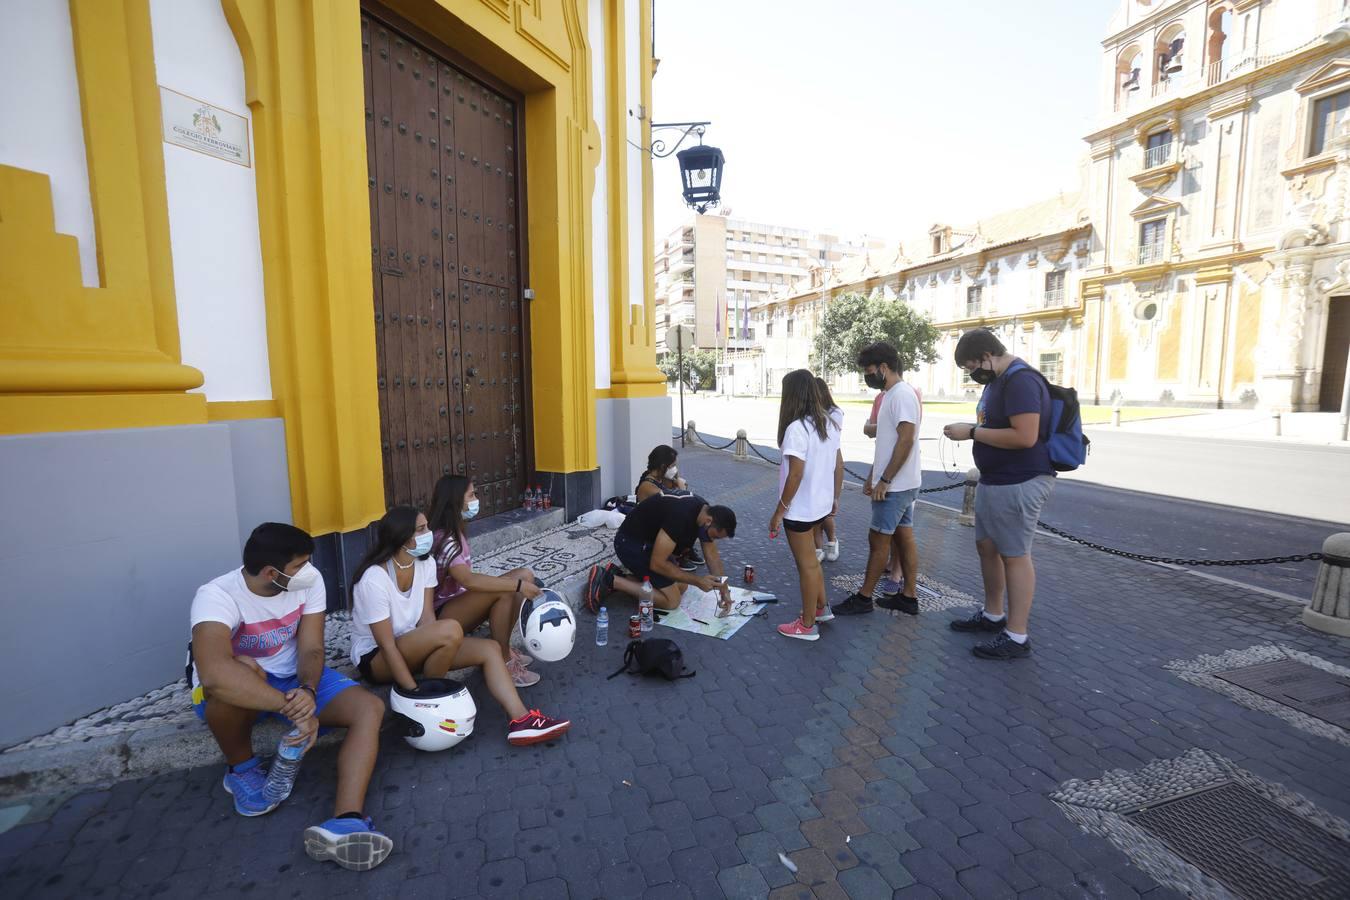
xmin=1144 ymin=129 xmax=1172 ymax=168
xmin=1044 ymin=270 xmax=1065 ymax=306
xmin=1039 ymin=352 xmax=1063 ymax=384
xmin=1139 ymin=218 xmax=1167 ymax=264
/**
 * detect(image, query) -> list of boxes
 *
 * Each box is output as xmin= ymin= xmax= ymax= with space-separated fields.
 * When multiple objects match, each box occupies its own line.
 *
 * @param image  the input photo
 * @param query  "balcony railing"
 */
xmin=1043 ymin=288 xmax=1066 ymax=308
xmin=1143 ymin=142 xmax=1173 ymax=169
xmin=1138 ymin=242 xmax=1165 ymax=265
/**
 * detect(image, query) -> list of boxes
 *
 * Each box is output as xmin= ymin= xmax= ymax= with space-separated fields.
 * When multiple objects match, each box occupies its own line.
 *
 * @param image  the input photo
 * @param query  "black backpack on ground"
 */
xmin=606 ymin=639 xmax=696 ymax=680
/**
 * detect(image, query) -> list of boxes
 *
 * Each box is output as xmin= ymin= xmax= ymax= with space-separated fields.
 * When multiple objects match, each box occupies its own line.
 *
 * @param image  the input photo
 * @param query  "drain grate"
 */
xmin=1128 ymin=782 xmax=1350 ymax=899
xmin=1215 ymin=660 xmax=1350 ymax=730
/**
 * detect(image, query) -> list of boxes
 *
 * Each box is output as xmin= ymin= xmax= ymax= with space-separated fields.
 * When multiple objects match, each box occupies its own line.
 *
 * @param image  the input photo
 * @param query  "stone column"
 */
xmin=1304 ymin=533 xmax=1350 ymax=637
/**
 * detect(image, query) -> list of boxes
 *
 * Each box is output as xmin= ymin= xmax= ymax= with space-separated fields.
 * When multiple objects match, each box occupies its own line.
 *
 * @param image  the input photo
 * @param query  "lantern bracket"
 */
xmin=642 ymin=121 xmax=711 ymax=158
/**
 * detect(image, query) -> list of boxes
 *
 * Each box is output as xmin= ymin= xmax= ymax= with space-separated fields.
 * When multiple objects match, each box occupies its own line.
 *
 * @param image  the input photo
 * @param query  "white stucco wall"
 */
xmin=0 ymin=0 xmax=99 ymax=287
xmin=590 ymin=0 xmax=611 ymax=390
xmin=150 ymin=0 xmax=271 ymax=401
xmin=624 ymin=0 xmax=646 ymax=316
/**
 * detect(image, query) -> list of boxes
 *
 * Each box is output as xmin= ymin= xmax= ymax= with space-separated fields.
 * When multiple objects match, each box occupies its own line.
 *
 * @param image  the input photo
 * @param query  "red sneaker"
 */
xmin=508 ymin=709 xmax=571 ymax=745
xmin=777 ymin=617 xmax=819 ymax=641
xmin=814 ymin=605 xmax=835 ymax=623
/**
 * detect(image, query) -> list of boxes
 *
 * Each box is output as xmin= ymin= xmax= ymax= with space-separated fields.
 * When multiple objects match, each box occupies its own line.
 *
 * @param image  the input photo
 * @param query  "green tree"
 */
xmin=658 ymin=348 xmax=718 ymax=389
xmin=813 ymin=291 xmax=940 ymax=376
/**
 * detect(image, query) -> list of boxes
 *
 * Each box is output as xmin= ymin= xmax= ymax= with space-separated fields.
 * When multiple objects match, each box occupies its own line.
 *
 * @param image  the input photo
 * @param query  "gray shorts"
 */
xmin=974 ymin=475 xmax=1055 ymax=557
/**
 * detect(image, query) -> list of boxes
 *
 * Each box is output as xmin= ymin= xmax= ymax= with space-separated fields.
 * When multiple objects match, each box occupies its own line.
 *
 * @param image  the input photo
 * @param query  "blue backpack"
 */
xmin=1007 ymin=364 xmax=1090 ymax=472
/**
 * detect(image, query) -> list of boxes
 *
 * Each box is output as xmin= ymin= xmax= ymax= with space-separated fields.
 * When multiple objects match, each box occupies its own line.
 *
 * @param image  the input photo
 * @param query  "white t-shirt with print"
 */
xmin=871 ymin=380 xmax=922 ymax=492
xmin=780 ymin=416 xmax=842 ymax=522
xmin=349 ymin=558 xmax=437 ymax=666
xmin=188 ymin=568 xmax=327 ymax=687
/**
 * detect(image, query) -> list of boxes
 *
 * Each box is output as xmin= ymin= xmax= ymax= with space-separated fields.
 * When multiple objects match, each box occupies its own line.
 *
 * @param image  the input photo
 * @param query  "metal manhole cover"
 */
xmin=1215 ymin=660 xmax=1350 ymax=730
xmin=1128 ymin=782 xmax=1350 ymax=899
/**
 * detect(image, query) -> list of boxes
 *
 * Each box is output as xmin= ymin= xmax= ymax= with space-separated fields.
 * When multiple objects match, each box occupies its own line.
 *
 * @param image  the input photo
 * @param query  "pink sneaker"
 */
xmin=814 ymin=605 xmax=835 ymax=623
xmin=506 ymin=656 xmax=540 ymax=687
xmin=508 ymin=709 xmax=571 ymax=745
xmin=777 ymin=617 xmax=819 ymax=641
xmin=510 ymin=648 xmax=534 ymax=667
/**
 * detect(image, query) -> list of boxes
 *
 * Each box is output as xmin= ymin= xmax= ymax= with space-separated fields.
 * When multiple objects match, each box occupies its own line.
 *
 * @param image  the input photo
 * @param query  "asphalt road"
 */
xmin=673 ymin=395 xmax=1348 ymax=600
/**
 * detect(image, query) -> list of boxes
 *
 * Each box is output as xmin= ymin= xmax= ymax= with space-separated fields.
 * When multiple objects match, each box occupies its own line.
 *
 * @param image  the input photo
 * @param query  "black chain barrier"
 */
xmin=679 ymin=426 xmax=1323 ymax=568
xmin=1034 ymin=521 xmax=1324 ymax=568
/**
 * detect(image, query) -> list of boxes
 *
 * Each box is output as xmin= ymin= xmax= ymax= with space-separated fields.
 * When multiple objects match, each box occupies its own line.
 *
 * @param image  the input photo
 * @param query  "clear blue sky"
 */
xmin=651 ymin=0 xmax=1120 ymax=245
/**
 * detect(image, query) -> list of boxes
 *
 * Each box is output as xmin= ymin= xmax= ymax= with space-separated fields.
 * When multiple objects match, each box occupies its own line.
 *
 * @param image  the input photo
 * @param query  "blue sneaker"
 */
xmin=222 ymin=757 xmax=278 ymax=817
xmin=304 ymin=816 xmax=394 ymax=871
xmin=878 ymin=577 xmax=903 ymax=596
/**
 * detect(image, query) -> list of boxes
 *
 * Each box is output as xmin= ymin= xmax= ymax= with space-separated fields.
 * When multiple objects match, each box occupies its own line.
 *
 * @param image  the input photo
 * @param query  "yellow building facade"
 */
xmin=0 ymin=0 xmax=666 ymax=746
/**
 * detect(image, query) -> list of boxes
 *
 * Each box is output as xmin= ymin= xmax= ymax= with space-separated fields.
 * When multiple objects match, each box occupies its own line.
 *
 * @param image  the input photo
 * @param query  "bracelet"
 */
xmin=777 ymin=498 xmax=789 ymax=511
xmin=878 ymin=475 xmax=891 ymax=484
xmin=516 ymin=579 xmax=522 ymax=594
xmin=298 ymin=683 xmax=316 ymax=698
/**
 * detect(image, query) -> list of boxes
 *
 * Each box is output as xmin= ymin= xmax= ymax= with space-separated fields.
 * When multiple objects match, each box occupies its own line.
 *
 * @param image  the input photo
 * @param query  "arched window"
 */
xmin=1117 ymin=46 xmax=1144 ymax=108
xmin=1156 ymin=23 xmax=1185 ymax=81
xmin=1207 ymin=5 xmax=1233 ymax=83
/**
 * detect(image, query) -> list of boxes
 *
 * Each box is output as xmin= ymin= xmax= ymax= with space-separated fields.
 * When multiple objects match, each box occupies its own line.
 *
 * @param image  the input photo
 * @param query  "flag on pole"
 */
xmin=715 ymin=292 xmax=722 ymax=336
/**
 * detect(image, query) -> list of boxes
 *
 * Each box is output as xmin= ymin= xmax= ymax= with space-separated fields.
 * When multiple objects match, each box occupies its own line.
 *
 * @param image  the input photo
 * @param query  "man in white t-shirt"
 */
xmin=188 ymin=522 xmax=391 ymax=871
xmin=832 ymin=342 xmax=922 ymax=617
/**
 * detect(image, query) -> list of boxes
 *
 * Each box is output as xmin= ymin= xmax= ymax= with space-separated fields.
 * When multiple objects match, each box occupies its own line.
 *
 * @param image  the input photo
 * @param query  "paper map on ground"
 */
xmin=658 ymin=586 xmax=776 ymax=640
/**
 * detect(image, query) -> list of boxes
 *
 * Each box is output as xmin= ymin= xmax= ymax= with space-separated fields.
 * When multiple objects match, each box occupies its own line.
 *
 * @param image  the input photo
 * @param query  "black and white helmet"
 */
xmin=389 ymin=678 xmax=477 ymax=752
xmin=518 ymin=589 xmax=576 ymax=662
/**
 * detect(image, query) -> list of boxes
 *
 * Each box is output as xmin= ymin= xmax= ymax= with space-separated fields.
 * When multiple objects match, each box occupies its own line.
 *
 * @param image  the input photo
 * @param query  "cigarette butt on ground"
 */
xmin=621 ymin=780 xmax=631 ymax=787
xmin=778 ymin=852 xmax=797 ymax=873
xmin=845 ymin=835 xmax=851 ymax=843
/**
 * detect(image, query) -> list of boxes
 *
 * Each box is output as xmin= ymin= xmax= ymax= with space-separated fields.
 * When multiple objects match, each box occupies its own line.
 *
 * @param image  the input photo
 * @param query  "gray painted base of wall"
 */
xmin=597 ymin=394 xmax=673 ymax=500
xmin=0 ymin=420 xmax=289 ymax=748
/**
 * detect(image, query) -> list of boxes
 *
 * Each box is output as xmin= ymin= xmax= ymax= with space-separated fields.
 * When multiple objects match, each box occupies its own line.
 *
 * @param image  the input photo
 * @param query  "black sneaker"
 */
xmin=686 ymin=545 xmax=704 ymax=566
xmin=950 ymin=609 xmax=1006 ymax=632
xmin=676 ymin=555 xmax=698 ymax=572
xmin=973 ymin=632 xmax=1032 ymax=660
xmin=831 ymin=593 xmax=874 ymax=616
xmin=877 ymin=593 xmax=919 ymax=615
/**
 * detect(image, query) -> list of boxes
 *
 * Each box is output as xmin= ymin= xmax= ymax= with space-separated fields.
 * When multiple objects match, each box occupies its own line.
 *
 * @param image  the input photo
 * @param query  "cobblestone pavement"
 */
xmin=3 ymin=446 xmax=1349 ymax=899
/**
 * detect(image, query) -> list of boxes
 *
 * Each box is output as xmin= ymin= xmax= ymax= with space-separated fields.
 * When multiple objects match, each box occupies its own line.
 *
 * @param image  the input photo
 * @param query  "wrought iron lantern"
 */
xmin=675 ymin=142 xmax=724 ymax=214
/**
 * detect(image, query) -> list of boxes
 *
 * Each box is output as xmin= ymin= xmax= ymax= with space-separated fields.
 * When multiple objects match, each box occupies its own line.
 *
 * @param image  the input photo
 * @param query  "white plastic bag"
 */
xmin=577 ymin=508 xmax=625 ymax=529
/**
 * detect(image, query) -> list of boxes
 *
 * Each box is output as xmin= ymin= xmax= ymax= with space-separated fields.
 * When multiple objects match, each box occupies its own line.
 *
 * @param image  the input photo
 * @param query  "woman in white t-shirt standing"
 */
xmin=814 ymin=377 xmax=844 ymax=564
xmin=349 ymin=506 xmax=570 ymax=746
xmin=770 ymin=369 xmax=844 ymax=641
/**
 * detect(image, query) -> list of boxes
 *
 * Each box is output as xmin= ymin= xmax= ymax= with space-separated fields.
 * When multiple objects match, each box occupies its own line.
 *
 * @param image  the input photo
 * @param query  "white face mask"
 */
xmin=665 ymin=466 xmax=679 ymax=480
xmin=464 ymin=499 xmax=480 ymax=520
xmin=409 ymin=532 xmax=434 ymax=558
xmin=274 ymin=562 xmax=318 ymax=592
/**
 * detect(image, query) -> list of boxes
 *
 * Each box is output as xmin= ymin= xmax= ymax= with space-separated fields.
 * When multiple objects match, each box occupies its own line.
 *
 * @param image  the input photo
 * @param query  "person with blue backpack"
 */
xmin=942 ymin=327 xmax=1086 ymax=660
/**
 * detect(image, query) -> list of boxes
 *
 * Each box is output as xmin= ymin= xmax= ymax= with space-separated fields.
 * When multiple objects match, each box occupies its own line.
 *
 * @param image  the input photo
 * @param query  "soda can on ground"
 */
xmin=629 ymin=615 xmax=641 ymax=639
xmin=743 ymin=564 xmax=755 ymax=584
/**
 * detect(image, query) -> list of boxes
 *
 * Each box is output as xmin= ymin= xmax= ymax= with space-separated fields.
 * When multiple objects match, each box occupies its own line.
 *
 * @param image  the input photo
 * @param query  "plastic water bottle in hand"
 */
xmin=263 ymin=727 xmax=306 ymax=806
xmin=639 ymin=578 xmax=654 ymax=633
xmin=596 ymin=606 xmax=609 ymax=646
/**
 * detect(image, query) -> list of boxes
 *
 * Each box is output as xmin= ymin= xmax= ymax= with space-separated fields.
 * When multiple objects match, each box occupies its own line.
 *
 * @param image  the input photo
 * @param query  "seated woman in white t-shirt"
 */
xmin=769 ymin=369 xmax=844 ymax=642
xmin=349 ymin=506 xmax=570 ymax=746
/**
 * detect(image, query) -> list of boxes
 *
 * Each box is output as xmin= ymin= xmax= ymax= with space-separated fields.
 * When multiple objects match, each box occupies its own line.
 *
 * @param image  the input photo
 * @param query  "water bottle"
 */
xmin=596 ymin=606 xmax=609 ymax=646
xmin=263 ymin=728 xmax=306 ymax=805
xmin=639 ymin=578 xmax=654 ymax=633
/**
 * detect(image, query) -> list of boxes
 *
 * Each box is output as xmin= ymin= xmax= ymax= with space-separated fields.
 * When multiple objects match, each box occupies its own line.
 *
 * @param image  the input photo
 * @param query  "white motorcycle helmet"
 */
xmin=518 ymin=590 xmax=576 ymax=662
xmin=389 ymin=678 xmax=477 ymax=752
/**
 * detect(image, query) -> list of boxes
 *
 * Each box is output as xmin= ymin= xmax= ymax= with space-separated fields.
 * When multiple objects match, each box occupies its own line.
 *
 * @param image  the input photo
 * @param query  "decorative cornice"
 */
xmin=1280 ymin=154 xmax=1338 ymax=180
xmin=1129 ymin=160 xmax=1183 ymax=192
xmin=1194 ymin=264 xmax=1234 ymax=285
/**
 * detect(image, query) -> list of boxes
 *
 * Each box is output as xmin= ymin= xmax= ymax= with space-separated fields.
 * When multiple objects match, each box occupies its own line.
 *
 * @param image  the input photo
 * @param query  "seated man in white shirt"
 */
xmin=187 ymin=522 xmax=391 ymax=871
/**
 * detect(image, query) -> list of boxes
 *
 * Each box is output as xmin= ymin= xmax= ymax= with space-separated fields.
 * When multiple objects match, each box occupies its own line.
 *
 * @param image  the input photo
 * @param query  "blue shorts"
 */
xmin=192 ymin=666 xmax=358 ymax=723
xmin=614 ymin=532 xmax=674 ymax=589
xmin=870 ymin=488 xmax=919 ymax=535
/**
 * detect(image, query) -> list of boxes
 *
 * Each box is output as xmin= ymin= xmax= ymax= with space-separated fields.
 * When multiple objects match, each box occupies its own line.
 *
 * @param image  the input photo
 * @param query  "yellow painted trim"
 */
xmin=603 ymin=381 xmax=667 ymax=400
xmin=0 ymin=393 xmax=206 ymax=437
xmin=206 ymin=399 xmax=281 ymax=421
xmin=1194 ymin=264 xmax=1234 ymax=285
xmin=0 ymin=0 xmax=203 ymax=434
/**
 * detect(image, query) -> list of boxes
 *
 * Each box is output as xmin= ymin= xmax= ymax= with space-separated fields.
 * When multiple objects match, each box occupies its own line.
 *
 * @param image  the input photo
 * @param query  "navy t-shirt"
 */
xmin=973 ymin=360 xmax=1055 ymax=486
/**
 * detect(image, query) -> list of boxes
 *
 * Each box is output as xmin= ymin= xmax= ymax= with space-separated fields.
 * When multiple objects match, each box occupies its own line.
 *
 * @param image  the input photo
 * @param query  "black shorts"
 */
xmin=614 ymin=532 xmax=674 ymax=588
xmin=783 ymin=516 xmax=827 ymax=533
xmin=357 ymin=648 xmax=380 ymax=682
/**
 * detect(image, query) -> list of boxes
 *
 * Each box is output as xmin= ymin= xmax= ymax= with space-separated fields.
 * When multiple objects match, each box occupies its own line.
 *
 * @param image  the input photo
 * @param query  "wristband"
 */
xmin=298 ymin=683 xmax=316 ymax=698
xmin=878 ymin=475 xmax=891 ymax=484
xmin=972 ymin=425 xmax=979 ymax=442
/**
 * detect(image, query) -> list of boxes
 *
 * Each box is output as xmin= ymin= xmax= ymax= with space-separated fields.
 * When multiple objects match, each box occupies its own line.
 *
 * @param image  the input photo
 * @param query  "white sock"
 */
xmin=1004 ymin=630 xmax=1028 ymax=644
xmin=982 ymin=611 xmax=1006 ymax=622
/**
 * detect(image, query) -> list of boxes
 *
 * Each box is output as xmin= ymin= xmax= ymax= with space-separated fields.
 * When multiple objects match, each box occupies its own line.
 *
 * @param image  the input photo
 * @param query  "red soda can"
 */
xmin=629 ymin=615 xmax=641 ymax=638
xmin=743 ymin=564 xmax=755 ymax=584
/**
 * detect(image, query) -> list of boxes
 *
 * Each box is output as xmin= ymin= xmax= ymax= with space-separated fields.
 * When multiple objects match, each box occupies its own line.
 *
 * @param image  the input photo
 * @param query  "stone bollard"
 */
xmin=1112 ymin=406 xmax=1122 ymax=427
xmin=1272 ymin=410 xmax=1282 ymax=437
xmin=734 ymin=429 xmax=748 ymax=460
xmin=685 ymin=420 xmax=697 ymax=446
xmin=1304 ymin=533 xmax=1350 ymax=637
xmin=959 ymin=467 xmax=979 ymax=527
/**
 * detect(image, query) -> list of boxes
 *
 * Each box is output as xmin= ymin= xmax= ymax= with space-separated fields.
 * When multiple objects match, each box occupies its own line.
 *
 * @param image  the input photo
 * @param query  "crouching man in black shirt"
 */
xmin=585 ymin=495 xmax=736 ymax=612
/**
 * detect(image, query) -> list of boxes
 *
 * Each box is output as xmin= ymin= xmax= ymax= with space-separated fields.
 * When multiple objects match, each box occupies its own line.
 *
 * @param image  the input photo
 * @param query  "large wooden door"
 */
xmin=362 ymin=10 xmax=527 ymax=516
xmin=1320 ymin=297 xmax=1350 ymax=412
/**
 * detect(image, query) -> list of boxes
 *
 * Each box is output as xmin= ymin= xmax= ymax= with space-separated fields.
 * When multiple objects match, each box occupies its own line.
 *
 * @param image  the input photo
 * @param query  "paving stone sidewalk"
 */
xmin=2 ymin=445 xmax=1348 ymax=899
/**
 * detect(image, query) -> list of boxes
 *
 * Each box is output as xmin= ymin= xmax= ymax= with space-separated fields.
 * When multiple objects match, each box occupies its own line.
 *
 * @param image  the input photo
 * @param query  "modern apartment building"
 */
xmin=653 ymin=214 xmax=886 ymax=351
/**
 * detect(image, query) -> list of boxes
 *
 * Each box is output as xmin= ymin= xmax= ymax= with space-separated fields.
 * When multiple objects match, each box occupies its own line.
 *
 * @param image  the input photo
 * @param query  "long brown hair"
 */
xmin=777 ymin=369 xmax=830 ymax=447
xmin=350 ymin=505 xmax=419 ymax=602
xmin=427 ymin=474 xmax=471 ymax=562
xmin=815 ymin=376 xmax=838 ymax=412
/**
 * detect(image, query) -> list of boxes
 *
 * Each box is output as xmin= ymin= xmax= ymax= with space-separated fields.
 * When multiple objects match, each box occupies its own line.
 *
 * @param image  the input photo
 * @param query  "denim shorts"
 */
xmin=870 ymin=487 xmax=919 ymax=535
xmin=192 ymin=666 xmax=357 ymax=723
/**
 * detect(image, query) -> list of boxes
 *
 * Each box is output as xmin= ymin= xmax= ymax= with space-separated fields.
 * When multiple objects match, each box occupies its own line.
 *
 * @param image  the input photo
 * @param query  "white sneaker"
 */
xmin=824 ymin=540 xmax=840 ymax=562
xmin=814 ymin=548 xmax=825 ymax=562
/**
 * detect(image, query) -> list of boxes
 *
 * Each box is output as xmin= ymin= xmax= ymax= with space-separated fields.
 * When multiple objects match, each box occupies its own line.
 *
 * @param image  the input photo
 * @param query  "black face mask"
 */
xmin=969 ymin=362 xmax=997 ymax=385
xmin=863 ymin=371 xmax=886 ymax=390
